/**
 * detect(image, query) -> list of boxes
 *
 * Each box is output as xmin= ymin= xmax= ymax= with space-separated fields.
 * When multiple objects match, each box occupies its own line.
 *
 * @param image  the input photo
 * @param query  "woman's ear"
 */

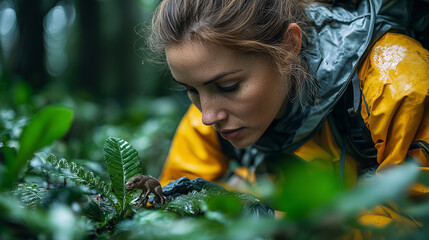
xmin=283 ymin=23 xmax=302 ymax=55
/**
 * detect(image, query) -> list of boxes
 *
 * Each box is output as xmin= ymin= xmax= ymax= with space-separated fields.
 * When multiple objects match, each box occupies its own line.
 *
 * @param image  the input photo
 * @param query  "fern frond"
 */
xmin=12 ymin=183 xmax=46 ymax=209
xmin=103 ymin=137 xmax=141 ymax=211
xmin=36 ymin=152 xmax=115 ymax=205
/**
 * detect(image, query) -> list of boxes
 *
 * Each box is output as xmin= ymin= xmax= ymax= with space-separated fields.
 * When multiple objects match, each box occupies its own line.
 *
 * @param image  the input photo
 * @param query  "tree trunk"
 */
xmin=75 ymin=0 xmax=102 ymax=97
xmin=13 ymin=0 xmax=46 ymax=90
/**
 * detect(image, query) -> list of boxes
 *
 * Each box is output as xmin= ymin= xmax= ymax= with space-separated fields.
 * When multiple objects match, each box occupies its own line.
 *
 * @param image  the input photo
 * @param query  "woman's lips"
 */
xmin=219 ymin=128 xmax=243 ymax=140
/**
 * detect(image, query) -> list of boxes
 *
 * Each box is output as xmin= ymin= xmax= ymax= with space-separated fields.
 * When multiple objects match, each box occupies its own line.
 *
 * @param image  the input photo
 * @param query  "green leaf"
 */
xmin=114 ymin=209 xmax=277 ymax=240
xmin=82 ymin=198 xmax=109 ymax=223
xmin=0 ymin=192 xmax=87 ymax=239
xmin=1 ymin=105 xmax=74 ymax=190
xmin=12 ymin=183 xmax=47 ymax=209
xmin=104 ymin=137 xmax=141 ymax=212
xmin=0 ymin=193 xmax=52 ymax=235
xmin=206 ymin=195 xmax=243 ymax=217
xmin=272 ymin=163 xmax=340 ymax=220
xmin=164 ymin=189 xmax=261 ymax=217
xmin=37 ymin=152 xmax=116 ymax=207
xmin=18 ymin=106 xmax=74 ymax=161
xmin=333 ymin=162 xmax=420 ymax=215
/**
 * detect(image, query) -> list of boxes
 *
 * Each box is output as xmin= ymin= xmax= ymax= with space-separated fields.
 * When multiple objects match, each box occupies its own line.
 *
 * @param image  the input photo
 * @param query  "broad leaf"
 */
xmin=104 ymin=137 xmax=141 ymax=212
xmin=1 ymin=105 xmax=73 ymax=190
xmin=333 ymin=162 xmax=420 ymax=215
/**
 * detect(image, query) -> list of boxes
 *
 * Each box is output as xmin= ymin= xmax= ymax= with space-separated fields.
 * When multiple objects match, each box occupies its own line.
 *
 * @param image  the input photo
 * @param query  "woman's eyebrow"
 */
xmin=172 ymin=69 xmax=242 ymax=86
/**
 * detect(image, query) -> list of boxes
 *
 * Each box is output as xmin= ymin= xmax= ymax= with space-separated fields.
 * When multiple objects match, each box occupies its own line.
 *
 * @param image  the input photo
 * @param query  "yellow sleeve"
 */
xmin=358 ymin=33 xmax=429 ymax=194
xmin=158 ymin=105 xmax=229 ymax=186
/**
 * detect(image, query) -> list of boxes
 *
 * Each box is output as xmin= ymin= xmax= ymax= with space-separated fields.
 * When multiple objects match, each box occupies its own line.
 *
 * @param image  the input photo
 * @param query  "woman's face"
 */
xmin=166 ymin=41 xmax=290 ymax=148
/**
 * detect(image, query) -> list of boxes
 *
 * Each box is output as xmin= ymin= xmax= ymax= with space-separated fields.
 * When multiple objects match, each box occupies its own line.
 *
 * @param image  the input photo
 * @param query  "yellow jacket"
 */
xmin=160 ymin=32 xmax=428 ymax=185
xmin=159 ymin=33 xmax=429 ymax=231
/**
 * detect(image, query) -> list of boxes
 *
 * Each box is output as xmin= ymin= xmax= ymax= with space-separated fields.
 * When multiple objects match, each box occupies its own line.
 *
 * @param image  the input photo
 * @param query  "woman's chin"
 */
xmin=228 ymin=138 xmax=255 ymax=149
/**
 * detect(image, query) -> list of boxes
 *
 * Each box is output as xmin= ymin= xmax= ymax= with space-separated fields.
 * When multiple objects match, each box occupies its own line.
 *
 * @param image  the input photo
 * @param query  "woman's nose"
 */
xmin=200 ymin=98 xmax=227 ymax=126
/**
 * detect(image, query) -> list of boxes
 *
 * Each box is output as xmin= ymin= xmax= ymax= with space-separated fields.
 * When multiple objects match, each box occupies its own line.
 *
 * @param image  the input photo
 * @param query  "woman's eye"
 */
xmin=218 ymin=83 xmax=239 ymax=93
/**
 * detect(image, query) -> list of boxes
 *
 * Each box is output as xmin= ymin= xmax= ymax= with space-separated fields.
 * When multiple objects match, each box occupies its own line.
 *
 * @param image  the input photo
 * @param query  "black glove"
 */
xmin=162 ymin=176 xmax=225 ymax=198
xmin=147 ymin=177 xmax=223 ymax=204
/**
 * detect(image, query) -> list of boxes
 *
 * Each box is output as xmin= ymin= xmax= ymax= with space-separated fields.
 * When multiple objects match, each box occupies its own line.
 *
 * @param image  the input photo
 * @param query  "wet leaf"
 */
xmin=104 ymin=137 xmax=141 ymax=213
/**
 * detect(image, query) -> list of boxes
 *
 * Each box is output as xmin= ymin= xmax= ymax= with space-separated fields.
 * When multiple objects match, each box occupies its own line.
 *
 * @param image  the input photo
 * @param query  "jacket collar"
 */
xmin=253 ymin=0 xmax=407 ymax=152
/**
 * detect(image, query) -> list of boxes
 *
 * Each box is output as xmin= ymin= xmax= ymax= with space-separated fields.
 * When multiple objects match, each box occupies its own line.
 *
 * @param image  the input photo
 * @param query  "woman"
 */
xmin=148 ymin=0 xmax=428 ymax=230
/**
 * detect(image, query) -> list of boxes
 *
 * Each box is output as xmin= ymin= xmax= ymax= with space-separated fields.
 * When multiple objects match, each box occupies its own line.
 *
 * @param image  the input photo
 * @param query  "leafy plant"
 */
xmin=37 ymin=137 xmax=142 ymax=223
xmin=0 ymin=105 xmax=74 ymax=190
xmin=2 ymin=104 xmax=429 ymax=239
xmin=36 ymin=152 xmax=115 ymax=206
xmin=0 ymin=104 xmax=90 ymax=239
xmin=0 ymin=193 xmax=88 ymax=239
xmin=164 ymin=188 xmax=261 ymax=217
xmin=29 ymin=135 xmax=276 ymax=238
xmin=104 ymin=137 xmax=141 ymax=216
xmin=113 ymin=209 xmax=277 ymax=240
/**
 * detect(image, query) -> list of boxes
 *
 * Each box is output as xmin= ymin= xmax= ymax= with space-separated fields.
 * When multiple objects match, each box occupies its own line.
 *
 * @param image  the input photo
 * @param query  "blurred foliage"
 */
xmin=1 ymin=104 xmax=429 ymax=239
xmin=0 ymin=0 xmax=188 ymax=178
xmin=1 ymin=0 xmax=429 ymax=239
xmin=1 ymin=105 xmax=73 ymax=190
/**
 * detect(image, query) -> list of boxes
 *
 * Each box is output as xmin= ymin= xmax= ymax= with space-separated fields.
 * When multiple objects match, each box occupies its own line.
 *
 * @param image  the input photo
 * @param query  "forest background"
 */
xmin=1 ymin=0 xmax=429 ymax=239
xmin=0 ymin=0 xmax=186 ymax=178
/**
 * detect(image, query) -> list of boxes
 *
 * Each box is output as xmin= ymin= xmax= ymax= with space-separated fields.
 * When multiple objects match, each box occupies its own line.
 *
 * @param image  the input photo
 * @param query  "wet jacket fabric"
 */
xmin=159 ymin=32 xmax=429 ymax=235
xmin=158 ymin=0 xmax=429 ymax=233
xmin=159 ymin=0 xmax=429 ymax=184
xmin=160 ymin=32 xmax=429 ymax=183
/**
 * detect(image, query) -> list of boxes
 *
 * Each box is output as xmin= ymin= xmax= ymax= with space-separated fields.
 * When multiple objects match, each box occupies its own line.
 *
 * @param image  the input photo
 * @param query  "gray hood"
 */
xmin=252 ymin=0 xmax=411 ymax=152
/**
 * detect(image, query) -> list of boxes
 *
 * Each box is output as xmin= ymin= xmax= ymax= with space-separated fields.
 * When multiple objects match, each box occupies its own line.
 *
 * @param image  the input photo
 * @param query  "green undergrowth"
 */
xmin=1 ymin=105 xmax=429 ymax=240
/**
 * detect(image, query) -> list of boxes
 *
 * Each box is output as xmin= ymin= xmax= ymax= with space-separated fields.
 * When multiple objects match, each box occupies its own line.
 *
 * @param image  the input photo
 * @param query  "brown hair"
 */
xmin=147 ymin=0 xmax=316 ymax=104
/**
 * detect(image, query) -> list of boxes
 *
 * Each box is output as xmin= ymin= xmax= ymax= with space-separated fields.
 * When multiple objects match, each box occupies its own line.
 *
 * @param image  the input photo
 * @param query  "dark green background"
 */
xmin=0 ymin=0 xmax=189 ymax=177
